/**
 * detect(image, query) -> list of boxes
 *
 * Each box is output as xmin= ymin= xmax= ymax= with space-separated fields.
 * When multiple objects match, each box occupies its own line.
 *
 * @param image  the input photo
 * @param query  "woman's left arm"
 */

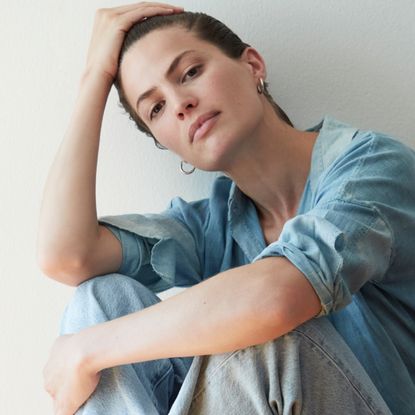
xmin=43 ymin=256 xmax=320 ymax=412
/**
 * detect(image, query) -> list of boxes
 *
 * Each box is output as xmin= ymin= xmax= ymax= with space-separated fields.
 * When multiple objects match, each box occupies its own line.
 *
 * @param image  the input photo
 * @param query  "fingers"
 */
xmin=97 ymin=2 xmax=184 ymax=20
xmin=87 ymin=1 xmax=185 ymax=80
xmin=112 ymin=2 xmax=184 ymax=14
xmin=118 ymin=5 xmax=183 ymax=28
xmin=94 ymin=2 xmax=184 ymax=34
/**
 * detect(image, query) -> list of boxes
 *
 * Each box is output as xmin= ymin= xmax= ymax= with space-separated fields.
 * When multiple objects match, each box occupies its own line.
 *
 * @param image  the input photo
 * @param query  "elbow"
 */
xmin=266 ymin=293 xmax=321 ymax=339
xmin=256 ymin=257 xmax=322 ymax=339
xmin=37 ymin=253 xmax=89 ymax=287
xmin=248 ymin=303 xmax=306 ymax=345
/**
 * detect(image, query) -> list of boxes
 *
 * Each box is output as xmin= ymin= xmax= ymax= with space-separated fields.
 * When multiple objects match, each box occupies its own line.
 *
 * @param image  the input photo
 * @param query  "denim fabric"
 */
xmin=61 ymin=274 xmax=392 ymax=415
xmin=98 ymin=115 xmax=415 ymax=414
xmin=60 ymin=275 xmax=194 ymax=414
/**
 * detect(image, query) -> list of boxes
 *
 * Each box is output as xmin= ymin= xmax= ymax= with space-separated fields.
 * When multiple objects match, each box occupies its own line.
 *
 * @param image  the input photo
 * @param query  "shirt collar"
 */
xmin=226 ymin=114 xmax=359 ymax=258
xmin=306 ymin=114 xmax=359 ymax=194
xmin=228 ymin=115 xmax=358 ymax=209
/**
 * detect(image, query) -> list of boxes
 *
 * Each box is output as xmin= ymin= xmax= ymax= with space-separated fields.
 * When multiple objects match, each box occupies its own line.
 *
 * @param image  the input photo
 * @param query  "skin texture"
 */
xmin=42 ymin=6 xmax=322 ymax=414
xmin=44 ymin=257 xmax=320 ymax=415
xmin=120 ymin=26 xmax=319 ymax=230
xmin=120 ymin=27 xmax=265 ymax=171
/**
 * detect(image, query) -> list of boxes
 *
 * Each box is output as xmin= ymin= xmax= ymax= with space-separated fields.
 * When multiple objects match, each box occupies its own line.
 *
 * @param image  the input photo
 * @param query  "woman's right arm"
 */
xmin=36 ymin=3 xmax=183 ymax=286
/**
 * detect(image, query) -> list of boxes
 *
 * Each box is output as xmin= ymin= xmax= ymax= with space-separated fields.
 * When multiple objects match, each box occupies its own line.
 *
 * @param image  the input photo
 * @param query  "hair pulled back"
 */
xmin=114 ymin=12 xmax=293 ymax=149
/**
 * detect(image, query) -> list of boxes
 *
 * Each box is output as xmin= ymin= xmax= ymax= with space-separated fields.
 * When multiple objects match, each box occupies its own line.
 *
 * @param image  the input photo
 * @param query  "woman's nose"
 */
xmin=175 ymin=95 xmax=198 ymax=120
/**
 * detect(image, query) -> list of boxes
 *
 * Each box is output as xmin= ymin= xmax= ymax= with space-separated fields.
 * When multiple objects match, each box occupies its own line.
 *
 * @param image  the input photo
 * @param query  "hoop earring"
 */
xmin=180 ymin=160 xmax=196 ymax=175
xmin=257 ymin=77 xmax=264 ymax=94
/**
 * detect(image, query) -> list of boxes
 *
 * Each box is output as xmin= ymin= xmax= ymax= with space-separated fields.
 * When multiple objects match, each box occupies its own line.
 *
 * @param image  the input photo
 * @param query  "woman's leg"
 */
xmin=59 ymin=274 xmax=193 ymax=415
xmin=168 ymin=317 xmax=392 ymax=415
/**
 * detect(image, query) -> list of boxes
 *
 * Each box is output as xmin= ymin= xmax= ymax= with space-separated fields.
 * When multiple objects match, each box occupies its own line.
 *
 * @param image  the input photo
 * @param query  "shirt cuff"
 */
xmin=98 ymin=222 xmax=143 ymax=276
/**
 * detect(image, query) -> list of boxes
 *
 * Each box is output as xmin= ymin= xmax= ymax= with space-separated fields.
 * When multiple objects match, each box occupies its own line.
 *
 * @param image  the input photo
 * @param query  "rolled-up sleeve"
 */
xmin=253 ymin=199 xmax=393 ymax=316
xmin=96 ymin=176 xmax=235 ymax=293
xmin=98 ymin=209 xmax=204 ymax=293
xmin=99 ymin=223 xmax=149 ymax=277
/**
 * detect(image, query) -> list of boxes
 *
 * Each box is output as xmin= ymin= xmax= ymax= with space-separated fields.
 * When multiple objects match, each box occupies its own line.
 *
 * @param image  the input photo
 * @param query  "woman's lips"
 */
xmin=192 ymin=112 xmax=220 ymax=143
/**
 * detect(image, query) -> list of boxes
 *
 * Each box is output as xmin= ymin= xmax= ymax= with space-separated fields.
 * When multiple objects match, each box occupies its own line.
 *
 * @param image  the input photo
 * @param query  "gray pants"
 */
xmin=60 ymin=274 xmax=392 ymax=415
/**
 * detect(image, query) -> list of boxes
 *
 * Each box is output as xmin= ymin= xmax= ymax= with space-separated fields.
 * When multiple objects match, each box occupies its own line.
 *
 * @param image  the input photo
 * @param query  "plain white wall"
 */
xmin=1 ymin=0 xmax=414 ymax=412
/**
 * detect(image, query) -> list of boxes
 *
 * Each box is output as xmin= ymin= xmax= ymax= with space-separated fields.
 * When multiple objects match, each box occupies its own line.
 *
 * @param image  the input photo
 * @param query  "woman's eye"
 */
xmin=183 ymin=65 xmax=201 ymax=82
xmin=150 ymin=102 xmax=164 ymax=120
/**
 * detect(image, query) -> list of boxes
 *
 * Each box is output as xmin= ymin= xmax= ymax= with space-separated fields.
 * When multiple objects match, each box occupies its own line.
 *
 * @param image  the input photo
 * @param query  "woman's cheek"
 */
xmin=155 ymin=120 xmax=176 ymax=149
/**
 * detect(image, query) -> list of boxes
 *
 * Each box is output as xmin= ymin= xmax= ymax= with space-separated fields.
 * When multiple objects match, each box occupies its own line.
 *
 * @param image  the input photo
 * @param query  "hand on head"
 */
xmin=85 ymin=2 xmax=184 ymax=83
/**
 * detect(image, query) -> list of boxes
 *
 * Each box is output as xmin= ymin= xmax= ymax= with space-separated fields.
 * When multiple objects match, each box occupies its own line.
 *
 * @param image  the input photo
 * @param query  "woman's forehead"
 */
xmin=121 ymin=27 xmax=221 ymax=82
xmin=129 ymin=26 xmax=212 ymax=59
xmin=120 ymin=28 xmax=218 ymax=111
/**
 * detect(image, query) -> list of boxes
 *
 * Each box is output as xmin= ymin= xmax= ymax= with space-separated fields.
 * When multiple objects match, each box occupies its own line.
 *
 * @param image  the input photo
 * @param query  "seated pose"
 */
xmin=38 ymin=2 xmax=415 ymax=415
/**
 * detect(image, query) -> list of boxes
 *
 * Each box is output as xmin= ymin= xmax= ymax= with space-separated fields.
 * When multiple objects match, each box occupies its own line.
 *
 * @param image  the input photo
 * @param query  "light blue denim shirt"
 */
xmin=98 ymin=115 xmax=415 ymax=415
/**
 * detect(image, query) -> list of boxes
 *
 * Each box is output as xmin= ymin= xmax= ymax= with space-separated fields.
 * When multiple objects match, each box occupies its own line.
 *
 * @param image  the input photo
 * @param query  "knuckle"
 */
xmin=96 ymin=7 xmax=109 ymax=14
xmin=96 ymin=8 xmax=115 ymax=21
xmin=95 ymin=8 xmax=106 ymax=17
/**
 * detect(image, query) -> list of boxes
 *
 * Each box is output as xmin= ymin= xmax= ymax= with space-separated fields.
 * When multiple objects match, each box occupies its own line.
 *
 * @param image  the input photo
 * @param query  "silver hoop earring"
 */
xmin=180 ymin=160 xmax=196 ymax=175
xmin=257 ymin=77 xmax=264 ymax=94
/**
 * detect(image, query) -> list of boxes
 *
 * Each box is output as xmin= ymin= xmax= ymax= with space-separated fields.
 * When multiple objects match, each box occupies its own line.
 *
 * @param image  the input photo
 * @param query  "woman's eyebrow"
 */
xmin=135 ymin=49 xmax=198 ymax=114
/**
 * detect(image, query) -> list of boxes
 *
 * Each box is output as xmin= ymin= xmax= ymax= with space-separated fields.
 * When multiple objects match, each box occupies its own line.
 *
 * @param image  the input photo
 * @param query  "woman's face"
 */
xmin=120 ymin=26 xmax=266 ymax=171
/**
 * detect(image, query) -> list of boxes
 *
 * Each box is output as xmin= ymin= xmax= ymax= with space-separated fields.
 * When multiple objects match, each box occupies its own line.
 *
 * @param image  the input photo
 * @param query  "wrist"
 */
xmin=75 ymin=329 xmax=103 ymax=374
xmin=79 ymin=67 xmax=114 ymax=91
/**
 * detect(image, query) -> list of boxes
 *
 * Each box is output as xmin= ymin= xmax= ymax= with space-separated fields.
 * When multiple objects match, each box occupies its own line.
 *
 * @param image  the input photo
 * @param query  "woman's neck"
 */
xmin=223 ymin=111 xmax=319 ymax=226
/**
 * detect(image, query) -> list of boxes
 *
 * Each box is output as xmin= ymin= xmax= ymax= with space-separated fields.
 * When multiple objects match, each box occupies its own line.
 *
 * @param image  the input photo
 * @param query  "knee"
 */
xmin=77 ymin=273 xmax=148 ymax=304
xmin=59 ymin=273 xmax=161 ymax=335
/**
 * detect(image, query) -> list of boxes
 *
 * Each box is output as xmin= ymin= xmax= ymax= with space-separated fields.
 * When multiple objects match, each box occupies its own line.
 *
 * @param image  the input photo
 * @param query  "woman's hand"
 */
xmin=85 ymin=2 xmax=184 ymax=84
xmin=43 ymin=333 xmax=100 ymax=415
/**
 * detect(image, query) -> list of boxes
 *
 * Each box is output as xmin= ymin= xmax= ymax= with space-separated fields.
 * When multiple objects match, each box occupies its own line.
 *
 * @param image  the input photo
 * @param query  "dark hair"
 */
xmin=114 ymin=12 xmax=294 ymax=149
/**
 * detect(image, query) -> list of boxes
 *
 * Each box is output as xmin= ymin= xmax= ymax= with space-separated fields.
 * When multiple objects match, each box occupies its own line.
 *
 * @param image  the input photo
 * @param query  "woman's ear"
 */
xmin=240 ymin=47 xmax=267 ymax=81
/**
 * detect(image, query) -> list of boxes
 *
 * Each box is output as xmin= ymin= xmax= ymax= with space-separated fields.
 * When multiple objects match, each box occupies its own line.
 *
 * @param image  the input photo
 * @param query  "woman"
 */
xmin=38 ymin=2 xmax=415 ymax=415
